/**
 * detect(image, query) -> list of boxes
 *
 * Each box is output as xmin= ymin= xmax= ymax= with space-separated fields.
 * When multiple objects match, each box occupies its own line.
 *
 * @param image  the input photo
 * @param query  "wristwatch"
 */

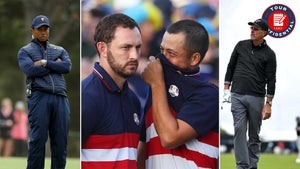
xmin=266 ymin=101 xmax=272 ymax=107
xmin=41 ymin=59 xmax=47 ymax=66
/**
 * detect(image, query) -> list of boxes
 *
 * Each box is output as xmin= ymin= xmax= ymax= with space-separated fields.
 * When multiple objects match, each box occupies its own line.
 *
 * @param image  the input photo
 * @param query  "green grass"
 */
xmin=0 ymin=157 xmax=80 ymax=169
xmin=2 ymin=154 xmax=299 ymax=169
xmin=221 ymin=153 xmax=300 ymax=169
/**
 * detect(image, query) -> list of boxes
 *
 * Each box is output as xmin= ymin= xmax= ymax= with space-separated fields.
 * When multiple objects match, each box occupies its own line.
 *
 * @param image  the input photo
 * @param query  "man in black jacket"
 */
xmin=223 ymin=19 xmax=276 ymax=169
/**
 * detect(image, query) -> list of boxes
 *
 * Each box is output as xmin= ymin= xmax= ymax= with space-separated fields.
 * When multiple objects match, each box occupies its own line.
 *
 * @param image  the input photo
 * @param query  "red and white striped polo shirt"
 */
xmin=144 ymin=107 xmax=219 ymax=169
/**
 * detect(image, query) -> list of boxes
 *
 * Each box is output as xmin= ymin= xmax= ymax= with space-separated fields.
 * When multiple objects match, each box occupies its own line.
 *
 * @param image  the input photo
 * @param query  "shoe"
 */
xmin=296 ymin=158 xmax=300 ymax=163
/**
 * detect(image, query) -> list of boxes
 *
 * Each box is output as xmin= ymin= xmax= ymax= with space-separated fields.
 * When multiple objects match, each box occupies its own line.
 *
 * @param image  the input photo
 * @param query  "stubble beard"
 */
xmin=107 ymin=50 xmax=138 ymax=78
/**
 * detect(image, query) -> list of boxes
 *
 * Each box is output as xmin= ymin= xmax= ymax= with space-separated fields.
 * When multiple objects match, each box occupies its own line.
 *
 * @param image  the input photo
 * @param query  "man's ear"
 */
xmin=96 ymin=42 xmax=108 ymax=58
xmin=30 ymin=28 xmax=35 ymax=39
xmin=190 ymin=52 xmax=201 ymax=67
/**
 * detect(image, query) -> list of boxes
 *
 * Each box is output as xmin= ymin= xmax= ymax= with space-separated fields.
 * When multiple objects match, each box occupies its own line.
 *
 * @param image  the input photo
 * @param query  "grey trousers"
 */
xmin=231 ymin=93 xmax=264 ymax=169
xmin=297 ymin=136 xmax=300 ymax=159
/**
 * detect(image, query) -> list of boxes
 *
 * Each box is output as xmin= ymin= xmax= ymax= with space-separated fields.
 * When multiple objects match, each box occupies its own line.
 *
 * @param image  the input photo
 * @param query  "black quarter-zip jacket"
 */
xmin=224 ymin=39 xmax=276 ymax=97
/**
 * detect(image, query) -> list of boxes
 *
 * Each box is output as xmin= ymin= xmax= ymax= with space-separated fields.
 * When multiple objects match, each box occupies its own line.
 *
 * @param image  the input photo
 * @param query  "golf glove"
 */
xmin=223 ymin=89 xmax=231 ymax=103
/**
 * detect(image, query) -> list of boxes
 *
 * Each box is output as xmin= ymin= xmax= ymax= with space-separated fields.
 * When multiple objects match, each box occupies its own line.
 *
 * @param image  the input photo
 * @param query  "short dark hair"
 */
xmin=166 ymin=19 xmax=209 ymax=63
xmin=94 ymin=13 xmax=141 ymax=44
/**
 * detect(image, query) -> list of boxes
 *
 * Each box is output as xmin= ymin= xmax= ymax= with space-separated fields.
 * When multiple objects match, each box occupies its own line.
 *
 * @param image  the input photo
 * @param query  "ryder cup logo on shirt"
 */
xmin=262 ymin=4 xmax=295 ymax=38
xmin=168 ymin=85 xmax=179 ymax=97
xmin=133 ymin=113 xmax=139 ymax=126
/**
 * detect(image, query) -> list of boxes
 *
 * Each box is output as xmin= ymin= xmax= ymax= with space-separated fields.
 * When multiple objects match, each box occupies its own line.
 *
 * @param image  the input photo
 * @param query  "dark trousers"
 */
xmin=26 ymin=91 xmax=70 ymax=169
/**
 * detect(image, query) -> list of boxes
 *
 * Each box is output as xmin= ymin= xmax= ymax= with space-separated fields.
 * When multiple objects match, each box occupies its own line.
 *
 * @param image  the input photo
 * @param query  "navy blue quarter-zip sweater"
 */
xmin=18 ymin=39 xmax=72 ymax=96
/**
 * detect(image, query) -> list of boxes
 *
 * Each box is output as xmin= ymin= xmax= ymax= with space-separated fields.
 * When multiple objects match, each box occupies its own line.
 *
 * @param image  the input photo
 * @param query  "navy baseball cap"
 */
xmin=32 ymin=15 xmax=50 ymax=29
xmin=248 ymin=19 xmax=268 ymax=31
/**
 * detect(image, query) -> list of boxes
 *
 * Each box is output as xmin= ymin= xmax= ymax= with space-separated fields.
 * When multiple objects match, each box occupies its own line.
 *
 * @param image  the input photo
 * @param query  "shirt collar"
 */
xmin=93 ymin=62 xmax=126 ymax=93
xmin=156 ymin=53 xmax=200 ymax=77
xmin=31 ymin=38 xmax=48 ymax=49
xmin=251 ymin=39 xmax=267 ymax=48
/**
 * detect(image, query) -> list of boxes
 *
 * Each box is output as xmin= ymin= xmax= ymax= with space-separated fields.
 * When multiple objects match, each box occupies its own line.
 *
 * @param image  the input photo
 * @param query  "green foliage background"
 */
xmin=0 ymin=0 xmax=80 ymax=156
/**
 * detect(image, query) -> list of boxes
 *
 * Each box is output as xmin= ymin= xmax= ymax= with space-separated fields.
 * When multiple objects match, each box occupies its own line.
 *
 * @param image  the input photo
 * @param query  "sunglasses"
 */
xmin=250 ymin=26 xmax=262 ymax=31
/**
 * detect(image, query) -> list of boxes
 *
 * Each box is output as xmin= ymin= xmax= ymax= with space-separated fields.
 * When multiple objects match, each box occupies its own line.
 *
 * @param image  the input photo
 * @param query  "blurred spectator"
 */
xmin=123 ymin=1 xmax=164 ymax=105
xmin=170 ymin=0 xmax=194 ymax=22
xmin=154 ymin=0 xmax=173 ymax=26
xmin=197 ymin=17 xmax=219 ymax=85
xmin=11 ymin=101 xmax=28 ymax=157
xmin=112 ymin=0 xmax=141 ymax=12
xmin=0 ymin=97 xmax=14 ymax=156
xmin=168 ymin=0 xmax=219 ymax=85
xmin=182 ymin=2 xmax=216 ymax=20
xmin=82 ymin=4 xmax=113 ymax=58
xmin=123 ymin=1 xmax=163 ymax=71
xmin=296 ymin=116 xmax=300 ymax=163
xmin=81 ymin=2 xmax=113 ymax=80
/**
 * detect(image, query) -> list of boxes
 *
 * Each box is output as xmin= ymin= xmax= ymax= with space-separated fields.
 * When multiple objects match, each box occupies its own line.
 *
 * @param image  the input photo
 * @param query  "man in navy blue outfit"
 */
xmin=81 ymin=14 xmax=142 ymax=169
xmin=18 ymin=15 xmax=72 ymax=169
xmin=138 ymin=20 xmax=219 ymax=169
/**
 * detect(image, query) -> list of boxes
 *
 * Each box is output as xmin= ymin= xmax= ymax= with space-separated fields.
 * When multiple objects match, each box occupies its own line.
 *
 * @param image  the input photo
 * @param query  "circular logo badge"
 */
xmin=262 ymin=4 xmax=295 ymax=38
xmin=168 ymin=85 xmax=179 ymax=97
